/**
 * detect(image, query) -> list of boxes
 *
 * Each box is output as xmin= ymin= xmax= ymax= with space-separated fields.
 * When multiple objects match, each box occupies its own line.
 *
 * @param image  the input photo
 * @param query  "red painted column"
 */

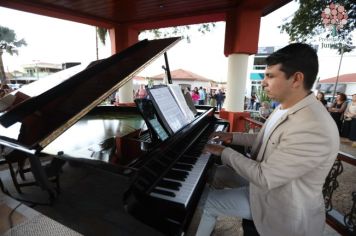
xmin=109 ymin=25 xmax=139 ymax=54
xmin=224 ymin=8 xmax=261 ymax=56
xmin=219 ymin=110 xmax=250 ymax=132
xmin=223 ymin=8 xmax=262 ymax=132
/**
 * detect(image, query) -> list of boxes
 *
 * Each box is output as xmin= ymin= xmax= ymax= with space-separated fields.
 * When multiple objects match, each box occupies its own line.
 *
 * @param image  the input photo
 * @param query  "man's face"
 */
xmin=262 ymin=64 xmax=293 ymax=102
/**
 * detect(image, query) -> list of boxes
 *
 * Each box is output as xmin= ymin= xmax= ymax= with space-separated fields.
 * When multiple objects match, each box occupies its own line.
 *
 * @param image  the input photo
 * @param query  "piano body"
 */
xmin=0 ymin=37 xmax=229 ymax=235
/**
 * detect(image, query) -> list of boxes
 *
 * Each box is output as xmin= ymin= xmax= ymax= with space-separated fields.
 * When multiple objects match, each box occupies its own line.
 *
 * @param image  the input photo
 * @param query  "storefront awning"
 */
xmin=250 ymin=73 xmax=264 ymax=81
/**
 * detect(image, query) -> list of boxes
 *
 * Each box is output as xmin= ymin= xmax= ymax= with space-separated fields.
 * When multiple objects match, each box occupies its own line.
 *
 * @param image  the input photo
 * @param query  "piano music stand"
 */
xmin=134 ymin=98 xmax=169 ymax=143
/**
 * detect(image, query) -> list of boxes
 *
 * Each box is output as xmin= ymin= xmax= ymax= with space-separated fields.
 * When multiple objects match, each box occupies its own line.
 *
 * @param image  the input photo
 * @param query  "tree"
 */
xmin=94 ymin=22 xmax=216 ymax=55
xmin=0 ymin=26 xmax=27 ymax=85
xmin=145 ymin=23 xmax=216 ymax=43
xmin=279 ymin=0 xmax=355 ymax=53
xmin=95 ymin=27 xmax=108 ymax=60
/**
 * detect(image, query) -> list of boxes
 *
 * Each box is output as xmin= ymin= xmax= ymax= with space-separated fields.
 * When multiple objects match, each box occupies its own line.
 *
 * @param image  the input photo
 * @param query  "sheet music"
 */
xmin=168 ymin=84 xmax=195 ymax=122
xmin=149 ymin=87 xmax=189 ymax=133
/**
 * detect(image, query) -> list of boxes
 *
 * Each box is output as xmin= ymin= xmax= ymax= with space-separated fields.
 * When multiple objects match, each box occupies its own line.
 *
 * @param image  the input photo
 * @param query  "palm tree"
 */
xmin=0 ymin=26 xmax=27 ymax=85
xmin=94 ymin=23 xmax=216 ymax=60
xmin=95 ymin=27 xmax=108 ymax=60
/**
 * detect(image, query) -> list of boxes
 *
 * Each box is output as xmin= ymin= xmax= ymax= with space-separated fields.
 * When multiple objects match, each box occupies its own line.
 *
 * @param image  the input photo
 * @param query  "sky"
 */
xmin=0 ymin=2 xmax=355 ymax=82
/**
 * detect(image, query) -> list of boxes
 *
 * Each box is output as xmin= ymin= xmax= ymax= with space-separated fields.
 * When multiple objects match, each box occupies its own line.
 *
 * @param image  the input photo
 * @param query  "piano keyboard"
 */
xmin=126 ymin=119 xmax=228 ymax=236
xmin=149 ymin=124 xmax=225 ymax=207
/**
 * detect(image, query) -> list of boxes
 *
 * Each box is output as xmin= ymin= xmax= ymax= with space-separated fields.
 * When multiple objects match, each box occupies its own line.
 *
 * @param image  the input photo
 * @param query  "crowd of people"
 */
xmin=186 ymin=86 xmax=225 ymax=111
xmin=131 ymin=85 xmax=226 ymax=112
xmin=251 ymin=90 xmax=355 ymax=147
xmin=316 ymin=91 xmax=356 ymax=147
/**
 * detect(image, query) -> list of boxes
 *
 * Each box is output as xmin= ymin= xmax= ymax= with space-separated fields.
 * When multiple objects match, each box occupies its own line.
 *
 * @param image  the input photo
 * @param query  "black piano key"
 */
xmin=152 ymin=158 xmax=169 ymax=169
xmin=137 ymin=178 xmax=150 ymax=187
xmin=187 ymin=150 xmax=201 ymax=156
xmin=158 ymin=179 xmax=182 ymax=191
xmin=181 ymin=154 xmax=198 ymax=159
xmin=174 ymin=163 xmax=193 ymax=171
xmin=142 ymin=166 xmax=160 ymax=181
xmin=166 ymin=170 xmax=188 ymax=181
xmin=134 ymin=180 xmax=148 ymax=192
xmin=152 ymin=188 xmax=176 ymax=197
xmin=180 ymin=156 xmax=197 ymax=165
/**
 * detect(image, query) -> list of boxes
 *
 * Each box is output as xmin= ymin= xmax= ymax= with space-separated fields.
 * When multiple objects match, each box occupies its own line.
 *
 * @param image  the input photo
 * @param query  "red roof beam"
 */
xmin=132 ymin=12 xmax=226 ymax=31
xmin=0 ymin=0 xmax=115 ymax=28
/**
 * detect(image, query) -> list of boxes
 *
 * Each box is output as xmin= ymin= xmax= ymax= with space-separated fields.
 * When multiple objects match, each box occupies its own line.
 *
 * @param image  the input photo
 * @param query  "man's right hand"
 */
xmin=209 ymin=131 xmax=233 ymax=144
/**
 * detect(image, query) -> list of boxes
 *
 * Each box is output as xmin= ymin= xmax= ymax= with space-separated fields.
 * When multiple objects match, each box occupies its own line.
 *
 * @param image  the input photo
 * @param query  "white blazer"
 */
xmin=221 ymin=93 xmax=339 ymax=236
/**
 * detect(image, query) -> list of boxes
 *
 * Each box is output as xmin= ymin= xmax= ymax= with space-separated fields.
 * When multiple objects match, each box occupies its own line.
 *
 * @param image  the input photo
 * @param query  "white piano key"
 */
xmin=150 ymin=152 xmax=210 ymax=207
xmin=149 ymin=124 xmax=227 ymax=207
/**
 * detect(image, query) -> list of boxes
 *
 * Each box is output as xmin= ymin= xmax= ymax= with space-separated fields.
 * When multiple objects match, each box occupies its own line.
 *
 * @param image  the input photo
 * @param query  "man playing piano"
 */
xmin=196 ymin=43 xmax=339 ymax=236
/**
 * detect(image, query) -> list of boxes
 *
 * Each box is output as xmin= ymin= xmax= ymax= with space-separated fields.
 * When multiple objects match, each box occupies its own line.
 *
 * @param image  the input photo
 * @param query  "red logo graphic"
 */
xmin=321 ymin=3 xmax=348 ymax=35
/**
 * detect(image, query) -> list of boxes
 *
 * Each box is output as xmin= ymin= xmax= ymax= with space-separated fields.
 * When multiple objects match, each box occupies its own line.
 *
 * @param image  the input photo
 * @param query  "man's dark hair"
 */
xmin=265 ymin=43 xmax=318 ymax=90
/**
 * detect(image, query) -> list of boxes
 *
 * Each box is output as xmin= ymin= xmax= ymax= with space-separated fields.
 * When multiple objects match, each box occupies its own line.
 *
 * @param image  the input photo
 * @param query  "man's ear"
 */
xmin=292 ymin=72 xmax=304 ymax=89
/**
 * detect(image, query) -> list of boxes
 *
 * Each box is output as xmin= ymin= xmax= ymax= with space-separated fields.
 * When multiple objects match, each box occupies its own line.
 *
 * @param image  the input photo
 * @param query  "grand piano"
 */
xmin=0 ymin=37 xmax=229 ymax=235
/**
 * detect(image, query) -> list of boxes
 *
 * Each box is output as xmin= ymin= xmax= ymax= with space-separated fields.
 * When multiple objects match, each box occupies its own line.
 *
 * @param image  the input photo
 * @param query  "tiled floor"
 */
xmin=0 ymin=162 xmax=165 ymax=236
xmin=0 ymin=191 xmax=82 ymax=235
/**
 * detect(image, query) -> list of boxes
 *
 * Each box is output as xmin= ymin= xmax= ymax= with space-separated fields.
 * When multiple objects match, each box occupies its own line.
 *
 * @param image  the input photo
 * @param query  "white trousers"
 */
xmin=195 ymin=165 xmax=252 ymax=236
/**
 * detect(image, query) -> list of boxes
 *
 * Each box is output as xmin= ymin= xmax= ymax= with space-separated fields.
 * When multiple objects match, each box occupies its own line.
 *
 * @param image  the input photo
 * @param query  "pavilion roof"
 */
xmin=150 ymin=69 xmax=213 ymax=82
xmin=319 ymin=73 xmax=356 ymax=83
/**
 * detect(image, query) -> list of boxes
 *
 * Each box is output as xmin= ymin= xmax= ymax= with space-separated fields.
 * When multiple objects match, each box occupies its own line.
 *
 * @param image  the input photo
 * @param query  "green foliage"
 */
xmin=256 ymin=86 xmax=271 ymax=103
xmin=279 ymin=0 xmax=355 ymax=54
xmin=96 ymin=27 xmax=108 ymax=45
xmin=0 ymin=25 xmax=27 ymax=84
xmin=94 ymin=23 xmax=216 ymax=45
xmin=0 ymin=25 xmax=27 ymax=55
xmin=143 ymin=23 xmax=216 ymax=43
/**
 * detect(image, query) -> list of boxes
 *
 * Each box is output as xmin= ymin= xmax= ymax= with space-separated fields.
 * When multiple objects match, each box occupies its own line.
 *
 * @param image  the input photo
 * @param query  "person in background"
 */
xmin=198 ymin=86 xmax=206 ymax=105
xmin=270 ymin=100 xmax=280 ymax=109
xmin=114 ymin=90 xmax=120 ymax=106
xmin=316 ymin=91 xmax=327 ymax=107
xmin=191 ymin=87 xmax=200 ymax=105
xmin=254 ymin=94 xmax=260 ymax=111
xmin=328 ymin=92 xmax=347 ymax=134
xmin=244 ymin=96 xmax=248 ymax=110
xmin=0 ymin=84 xmax=13 ymax=98
xmin=186 ymin=86 xmax=191 ymax=96
xmin=215 ymin=89 xmax=225 ymax=111
xmin=108 ymin=92 xmax=116 ymax=104
xmin=209 ymin=90 xmax=216 ymax=108
xmin=135 ymin=84 xmax=148 ymax=99
xmin=204 ymin=88 xmax=208 ymax=105
xmin=195 ymin=43 xmax=339 ymax=236
xmin=340 ymin=94 xmax=356 ymax=147
xmin=258 ymin=101 xmax=271 ymax=122
xmin=248 ymin=93 xmax=256 ymax=110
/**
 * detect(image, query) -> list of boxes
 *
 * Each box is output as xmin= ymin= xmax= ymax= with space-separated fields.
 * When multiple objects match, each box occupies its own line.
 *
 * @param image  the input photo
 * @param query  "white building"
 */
xmin=140 ymin=69 xmax=215 ymax=91
xmin=317 ymin=73 xmax=356 ymax=96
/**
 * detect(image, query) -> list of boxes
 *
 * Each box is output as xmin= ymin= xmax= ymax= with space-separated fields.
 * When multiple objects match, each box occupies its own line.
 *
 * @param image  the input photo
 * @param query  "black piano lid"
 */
xmin=0 ymin=37 xmax=181 ymax=152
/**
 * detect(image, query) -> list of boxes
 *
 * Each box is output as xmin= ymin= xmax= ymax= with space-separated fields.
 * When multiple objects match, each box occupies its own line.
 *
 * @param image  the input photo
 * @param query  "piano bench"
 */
xmin=242 ymin=219 xmax=260 ymax=236
xmin=7 ymin=162 xmax=36 ymax=194
xmin=4 ymin=152 xmax=62 ymax=198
